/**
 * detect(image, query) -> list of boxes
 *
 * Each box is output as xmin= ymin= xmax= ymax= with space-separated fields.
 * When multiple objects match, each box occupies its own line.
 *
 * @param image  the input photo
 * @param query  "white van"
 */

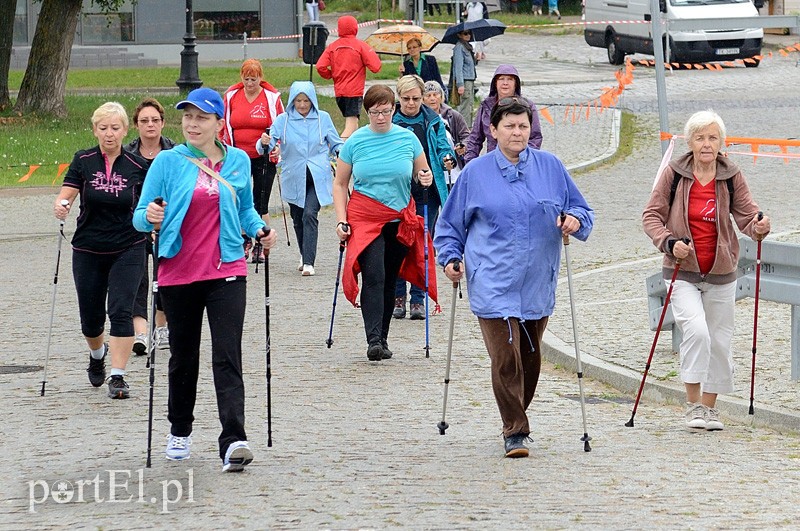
xmin=584 ymin=0 xmax=763 ymax=66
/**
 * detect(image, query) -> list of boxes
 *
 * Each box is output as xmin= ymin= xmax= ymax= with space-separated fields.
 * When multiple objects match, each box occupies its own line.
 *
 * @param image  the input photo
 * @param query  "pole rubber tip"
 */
xmin=437 ymin=421 xmax=448 ymax=435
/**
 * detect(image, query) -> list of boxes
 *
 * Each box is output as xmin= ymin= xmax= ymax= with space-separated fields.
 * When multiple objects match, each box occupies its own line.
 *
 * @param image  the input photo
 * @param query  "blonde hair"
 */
xmin=684 ymin=109 xmax=726 ymax=145
xmin=91 ymin=102 xmax=129 ymax=128
xmin=396 ymin=74 xmax=424 ymax=97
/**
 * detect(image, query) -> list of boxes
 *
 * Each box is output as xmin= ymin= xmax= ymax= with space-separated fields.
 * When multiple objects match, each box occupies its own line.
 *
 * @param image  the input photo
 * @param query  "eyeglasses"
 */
xmin=459 ymin=31 xmax=472 ymax=36
xmin=400 ymin=96 xmax=422 ymax=103
xmin=138 ymin=118 xmax=162 ymax=124
xmin=367 ymin=108 xmax=393 ymax=117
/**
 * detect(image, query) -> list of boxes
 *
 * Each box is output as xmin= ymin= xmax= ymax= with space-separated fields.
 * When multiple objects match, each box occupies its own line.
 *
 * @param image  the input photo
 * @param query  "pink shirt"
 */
xmin=159 ymin=161 xmax=247 ymax=286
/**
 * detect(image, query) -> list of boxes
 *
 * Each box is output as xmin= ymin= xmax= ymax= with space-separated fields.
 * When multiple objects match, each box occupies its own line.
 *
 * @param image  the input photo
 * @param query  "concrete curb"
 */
xmin=542 ymin=314 xmax=800 ymax=434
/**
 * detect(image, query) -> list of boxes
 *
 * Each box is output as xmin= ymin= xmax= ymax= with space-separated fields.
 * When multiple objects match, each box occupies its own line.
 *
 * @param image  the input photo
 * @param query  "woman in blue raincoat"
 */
xmin=434 ymin=97 xmax=593 ymax=459
xmin=258 ymin=81 xmax=343 ymax=276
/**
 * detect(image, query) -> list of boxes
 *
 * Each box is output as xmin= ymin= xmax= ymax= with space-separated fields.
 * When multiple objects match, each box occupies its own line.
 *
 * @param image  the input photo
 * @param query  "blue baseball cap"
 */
xmin=176 ymin=87 xmax=224 ymax=118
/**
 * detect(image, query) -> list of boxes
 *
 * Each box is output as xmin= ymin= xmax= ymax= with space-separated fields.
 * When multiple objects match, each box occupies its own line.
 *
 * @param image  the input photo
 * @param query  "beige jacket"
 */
xmin=642 ymin=152 xmax=761 ymax=284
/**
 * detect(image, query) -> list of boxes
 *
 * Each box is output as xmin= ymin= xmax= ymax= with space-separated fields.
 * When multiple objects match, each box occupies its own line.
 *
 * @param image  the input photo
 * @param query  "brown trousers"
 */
xmin=478 ymin=316 xmax=549 ymax=438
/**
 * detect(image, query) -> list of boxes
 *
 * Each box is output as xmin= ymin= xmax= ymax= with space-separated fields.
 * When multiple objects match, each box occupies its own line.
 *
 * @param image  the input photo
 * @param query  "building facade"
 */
xmin=12 ymin=0 xmax=305 ymax=64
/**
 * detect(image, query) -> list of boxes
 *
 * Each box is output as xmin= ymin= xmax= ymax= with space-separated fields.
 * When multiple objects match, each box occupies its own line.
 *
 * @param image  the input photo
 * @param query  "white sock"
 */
xmin=110 ymin=368 xmax=125 ymax=377
xmin=90 ymin=345 xmax=106 ymax=360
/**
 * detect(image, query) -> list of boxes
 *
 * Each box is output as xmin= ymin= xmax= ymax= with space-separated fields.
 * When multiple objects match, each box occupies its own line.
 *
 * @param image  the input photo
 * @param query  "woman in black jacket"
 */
xmin=399 ymin=37 xmax=447 ymax=99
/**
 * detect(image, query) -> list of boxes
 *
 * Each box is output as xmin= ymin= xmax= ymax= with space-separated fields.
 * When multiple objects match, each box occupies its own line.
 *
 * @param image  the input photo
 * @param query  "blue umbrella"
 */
xmin=441 ymin=18 xmax=507 ymax=45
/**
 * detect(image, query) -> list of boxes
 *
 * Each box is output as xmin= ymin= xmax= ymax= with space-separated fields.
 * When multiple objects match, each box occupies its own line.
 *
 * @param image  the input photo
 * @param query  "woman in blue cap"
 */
xmin=134 ymin=87 xmax=277 ymax=472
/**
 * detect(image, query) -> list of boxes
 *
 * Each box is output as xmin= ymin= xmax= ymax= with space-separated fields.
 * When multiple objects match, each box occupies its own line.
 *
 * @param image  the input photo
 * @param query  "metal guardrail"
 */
xmin=646 ymin=237 xmax=800 ymax=380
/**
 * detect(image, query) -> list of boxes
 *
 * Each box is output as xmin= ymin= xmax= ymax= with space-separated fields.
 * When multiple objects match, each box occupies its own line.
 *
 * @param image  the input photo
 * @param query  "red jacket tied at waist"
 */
xmin=343 ymin=191 xmax=438 ymax=306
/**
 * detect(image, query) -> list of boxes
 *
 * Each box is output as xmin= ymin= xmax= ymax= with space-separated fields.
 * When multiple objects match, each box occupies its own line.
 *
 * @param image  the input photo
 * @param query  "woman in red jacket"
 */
xmin=221 ymin=59 xmax=285 ymax=261
xmin=316 ymin=15 xmax=382 ymax=140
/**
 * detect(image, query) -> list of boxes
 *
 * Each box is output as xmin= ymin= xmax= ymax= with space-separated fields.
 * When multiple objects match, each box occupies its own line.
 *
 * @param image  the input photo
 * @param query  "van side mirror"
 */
xmin=753 ymin=0 xmax=764 ymax=8
xmin=659 ymin=0 xmax=668 ymax=12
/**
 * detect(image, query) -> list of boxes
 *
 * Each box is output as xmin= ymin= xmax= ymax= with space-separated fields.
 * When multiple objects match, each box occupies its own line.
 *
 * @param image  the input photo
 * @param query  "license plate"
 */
xmin=716 ymin=47 xmax=740 ymax=55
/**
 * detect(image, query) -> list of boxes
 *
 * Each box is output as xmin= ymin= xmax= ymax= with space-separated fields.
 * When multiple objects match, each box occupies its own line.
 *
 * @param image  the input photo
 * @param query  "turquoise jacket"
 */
xmin=393 ymin=103 xmax=456 ymax=204
xmin=132 ymin=143 xmax=267 ymax=262
xmin=258 ymin=81 xmax=343 ymax=208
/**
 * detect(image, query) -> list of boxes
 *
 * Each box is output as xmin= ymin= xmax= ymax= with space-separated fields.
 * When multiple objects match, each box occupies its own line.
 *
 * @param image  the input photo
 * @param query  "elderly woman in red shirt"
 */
xmin=643 ymin=109 xmax=770 ymax=432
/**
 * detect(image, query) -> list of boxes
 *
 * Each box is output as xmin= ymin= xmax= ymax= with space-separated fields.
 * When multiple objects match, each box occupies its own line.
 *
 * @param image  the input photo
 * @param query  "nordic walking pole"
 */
xmin=326 ymin=235 xmax=347 ymax=348
xmin=423 ymin=178 xmax=431 ymax=358
xmin=254 ymin=229 xmax=273 ymax=447
xmin=146 ymin=196 xmax=164 ymax=468
xmin=41 ymin=199 xmax=70 ymax=396
xmin=438 ymin=260 xmax=461 ymax=435
xmin=265 ymin=127 xmax=290 ymax=247
xmin=443 ymin=155 xmax=462 ymax=299
xmin=560 ymin=212 xmax=591 ymax=452
xmin=749 ymin=211 xmax=764 ymax=415
xmin=625 ymin=237 xmax=689 ymax=428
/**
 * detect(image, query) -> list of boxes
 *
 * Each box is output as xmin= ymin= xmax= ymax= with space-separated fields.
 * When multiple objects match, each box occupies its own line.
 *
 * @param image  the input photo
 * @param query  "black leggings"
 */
xmin=71 ymin=243 xmax=145 ymax=338
xmin=357 ymin=222 xmax=409 ymax=346
xmin=133 ymin=239 xmax=163 ymax=319
xmin=159 ymin=277 xmax=248 ymax=460
xmin=251 ymin=156 xmax=277 ymax=216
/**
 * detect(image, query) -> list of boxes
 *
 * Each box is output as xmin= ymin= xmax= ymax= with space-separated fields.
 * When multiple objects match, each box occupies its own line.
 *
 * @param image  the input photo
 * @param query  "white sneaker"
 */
xmin=297 ymin=257 xmax=304 ymax=271
xmin=222 ymin=440 xmax=253 ymax=472
xmin=705 ymin=407 xmax=724 ymax=431
xmin=165 ymin=434 xmax=192 ymax=460
xmin=302 ymin=264 xmax=315 ymax=276
xmin=133 ymin=333 xmax=148 ymax=356
xmin=155 ymin=326 xmax=170 ymax=350
xmin=685 ymin=403 xmax=706 ymax=430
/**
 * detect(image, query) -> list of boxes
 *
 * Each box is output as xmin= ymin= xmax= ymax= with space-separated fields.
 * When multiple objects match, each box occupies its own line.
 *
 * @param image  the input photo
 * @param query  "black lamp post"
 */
xmin=176 ymin=0 xmax=203 ymax=93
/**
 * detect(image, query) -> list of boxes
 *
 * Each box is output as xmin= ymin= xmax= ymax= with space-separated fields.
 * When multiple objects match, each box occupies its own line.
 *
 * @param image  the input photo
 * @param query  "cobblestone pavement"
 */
xmin=3 ymin=28 xmax=800 ymax=529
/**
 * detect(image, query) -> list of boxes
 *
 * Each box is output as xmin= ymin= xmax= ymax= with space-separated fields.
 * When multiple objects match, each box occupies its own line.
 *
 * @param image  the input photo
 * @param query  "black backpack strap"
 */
xmin=726 ymin=178 xmax=734 ymax=211
xmin=668 ymin=173 xmax=680 ymax=207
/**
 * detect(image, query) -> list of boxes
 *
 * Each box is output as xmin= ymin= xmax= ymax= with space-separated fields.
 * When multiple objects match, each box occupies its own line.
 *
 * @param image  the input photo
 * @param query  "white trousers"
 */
xmin=306 ymin=3 xmax=319 ymax=22
xmin=669 ymin=279 xmax=736 ymax=395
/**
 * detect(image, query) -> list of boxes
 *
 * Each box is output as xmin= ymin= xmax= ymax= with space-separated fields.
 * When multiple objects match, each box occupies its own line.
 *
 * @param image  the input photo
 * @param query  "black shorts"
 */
xmin=336 ymin=96 xmax=363 ymax=118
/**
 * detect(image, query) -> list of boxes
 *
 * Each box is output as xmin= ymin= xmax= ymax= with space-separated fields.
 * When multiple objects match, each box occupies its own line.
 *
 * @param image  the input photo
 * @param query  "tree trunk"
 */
xmin=13 ymin=0 xmax=81 ymax=117
xmin=0 ymin=0 xmax=17 ymax=111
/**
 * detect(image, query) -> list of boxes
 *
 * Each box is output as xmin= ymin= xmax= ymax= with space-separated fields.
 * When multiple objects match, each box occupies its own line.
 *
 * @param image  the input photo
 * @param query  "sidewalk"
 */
xmin=3 ymin=26 xmax=800 ymax=529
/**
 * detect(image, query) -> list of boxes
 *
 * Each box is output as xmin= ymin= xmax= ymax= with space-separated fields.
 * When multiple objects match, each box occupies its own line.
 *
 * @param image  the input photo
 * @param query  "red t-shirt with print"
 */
xmin=226 ymin=89 xmax=275 ymax=158
xmin=688 ymin=177 xmax=718 ymax=275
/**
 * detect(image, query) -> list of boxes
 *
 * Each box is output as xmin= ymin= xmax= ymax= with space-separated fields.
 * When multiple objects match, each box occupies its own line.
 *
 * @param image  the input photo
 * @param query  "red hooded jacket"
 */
xmin=316 ymin=16 xmax=382 ymax=98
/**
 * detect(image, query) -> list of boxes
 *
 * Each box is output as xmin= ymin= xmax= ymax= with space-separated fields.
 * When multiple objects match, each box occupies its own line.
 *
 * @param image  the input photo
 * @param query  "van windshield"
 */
xmin=671 ymin=0 xmax=750 ymax=4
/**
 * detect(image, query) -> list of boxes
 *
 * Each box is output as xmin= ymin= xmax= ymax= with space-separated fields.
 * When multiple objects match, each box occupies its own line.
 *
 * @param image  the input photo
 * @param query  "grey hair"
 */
xmin=396 ymin=74 xmax=425 ymax=96
xmin=91 ymin=101 xmax=129 ymax=128
xmin=684 ymin=109 xmax=726 ymax=145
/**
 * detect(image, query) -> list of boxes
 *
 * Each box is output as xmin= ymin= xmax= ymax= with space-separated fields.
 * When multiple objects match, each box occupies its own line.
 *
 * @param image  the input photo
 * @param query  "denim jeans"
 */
xmin=289 ymin=169 xmax=322 ymax=266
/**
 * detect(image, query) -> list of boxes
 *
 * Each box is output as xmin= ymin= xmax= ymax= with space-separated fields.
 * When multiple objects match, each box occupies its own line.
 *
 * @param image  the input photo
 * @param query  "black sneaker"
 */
xmin=367 ymin=343 xmax=384 ymax=361
xmin=504 ymin=434 xmax=530 ymax=458
xmin=380 ymin=339 xmax=393 ymax=359
xmin=107 ymin=374 xmax=130 ymax=399
xmin=87 ymin=345 xmax=107 ymax=387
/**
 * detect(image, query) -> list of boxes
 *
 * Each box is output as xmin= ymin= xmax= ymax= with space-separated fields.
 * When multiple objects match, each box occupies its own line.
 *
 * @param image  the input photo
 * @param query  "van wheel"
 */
xmin=744 ymin=57 xmax=760 ymax=68
xmin=606 ymin=34 xmax=625 ymax=65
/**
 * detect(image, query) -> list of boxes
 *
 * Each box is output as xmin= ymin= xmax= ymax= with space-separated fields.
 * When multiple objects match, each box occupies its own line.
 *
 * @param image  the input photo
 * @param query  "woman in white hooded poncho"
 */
xmin=258 ymin=81 xmax=343 ymax=276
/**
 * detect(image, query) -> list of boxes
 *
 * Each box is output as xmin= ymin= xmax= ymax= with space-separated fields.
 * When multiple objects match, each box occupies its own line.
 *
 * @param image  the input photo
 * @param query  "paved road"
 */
xmin=2 ymin=28 xmax=800 ymax=529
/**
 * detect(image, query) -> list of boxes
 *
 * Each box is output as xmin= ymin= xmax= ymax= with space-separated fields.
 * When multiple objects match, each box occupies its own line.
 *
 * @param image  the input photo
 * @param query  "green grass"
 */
xmin=6 ymin=63 xmax=402 ymax=92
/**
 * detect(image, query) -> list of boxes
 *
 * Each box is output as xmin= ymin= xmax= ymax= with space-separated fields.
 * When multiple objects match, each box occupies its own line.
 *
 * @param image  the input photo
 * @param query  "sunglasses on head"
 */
xmin=496 ymin=97 xmax=530 ymax=109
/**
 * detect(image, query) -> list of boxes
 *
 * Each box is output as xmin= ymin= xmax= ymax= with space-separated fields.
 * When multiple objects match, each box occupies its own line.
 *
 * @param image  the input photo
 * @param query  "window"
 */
xmin=13 ymin=2 xmax=27 ymax=44
xmin=80 ymin=0 xmax=135 ymax=44
xmin=194 ymin=0 xmax=260 ymax=41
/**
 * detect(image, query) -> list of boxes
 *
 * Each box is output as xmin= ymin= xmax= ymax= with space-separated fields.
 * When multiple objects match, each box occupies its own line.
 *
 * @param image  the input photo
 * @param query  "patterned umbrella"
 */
xmin=365 ymin=24 xmax=439 ymax=56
